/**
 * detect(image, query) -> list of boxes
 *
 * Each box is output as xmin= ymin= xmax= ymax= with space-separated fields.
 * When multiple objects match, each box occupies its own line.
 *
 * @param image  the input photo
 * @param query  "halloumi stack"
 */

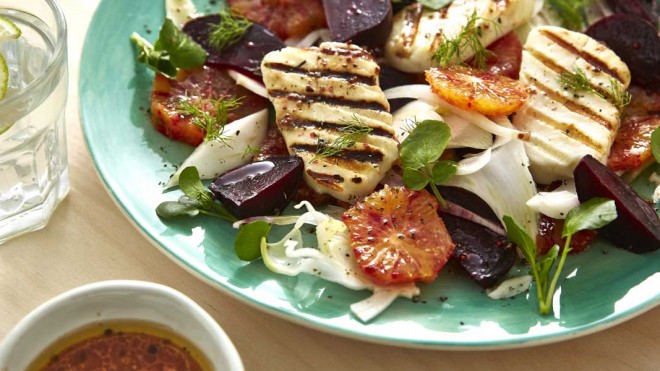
xmin=385 ymin=0 xmax=535 ymax=73
xmin=261 ymin=42 xmax=399 ymax=202
xmin=512 ymin=26 xmax=631 ymax=184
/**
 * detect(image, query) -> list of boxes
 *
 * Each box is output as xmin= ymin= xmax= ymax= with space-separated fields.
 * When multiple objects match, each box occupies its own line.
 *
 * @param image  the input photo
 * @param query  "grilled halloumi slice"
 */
xmin=261 ymin=42 xmax=399 ymax=202
xmin=385 ymin=0 xmax=535 ymax=73
xmin=512 ymin=26 xmax=631 ymax=184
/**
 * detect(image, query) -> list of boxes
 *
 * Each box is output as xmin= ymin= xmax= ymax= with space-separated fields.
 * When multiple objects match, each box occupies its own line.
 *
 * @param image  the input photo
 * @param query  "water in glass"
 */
xmin=0 ymin=5 xmax=68 ymax=244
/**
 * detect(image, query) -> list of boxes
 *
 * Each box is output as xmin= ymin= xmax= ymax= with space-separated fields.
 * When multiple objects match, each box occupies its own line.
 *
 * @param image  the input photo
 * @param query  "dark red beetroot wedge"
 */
xmin=605 ymin=0 xmax=657 ymax=24
xmin=210 ymin=157 xmax=304 ymax=219
xmin=439 ymin=187 xmax=516 ymax=288
xmin=586 ymin=14 xmax=660 ymax=90
xmin=442 ymin=214 xmax=515 ymax=289
xmin=322 ymin=0 xmax=392 ymax=47
xmin=574 ymin=155 xmax=660 ymax=253
xmin=183 ymin=15 xmax=285 ymax=75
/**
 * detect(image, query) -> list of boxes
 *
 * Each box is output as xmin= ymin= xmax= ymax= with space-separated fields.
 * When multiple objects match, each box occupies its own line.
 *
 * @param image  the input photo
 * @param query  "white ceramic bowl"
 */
xmin=0 ymin=280 xmax=243 ymax=370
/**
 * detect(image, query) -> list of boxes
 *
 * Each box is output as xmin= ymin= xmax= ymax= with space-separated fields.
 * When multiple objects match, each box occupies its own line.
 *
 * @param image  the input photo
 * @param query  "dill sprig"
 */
xmin=546 ymin=0 xmax=590 ymax=31
xmin=432 ymin=10 xmax=497 ymax=70
xmin=208 ymin=9 xmax=252 ymax=51
xmin=606 ymin=78 xmax=632 ymax=112
xmin=313 ymin=114 xmax=373 ymax=161
xmin=558 ymin=67 xmax=631 ymax=112
xmin=558 ymin=67 xmax=594 ymax=93
xmin=175 ymin=95 xmax=243 ymax=143
xmin=242 ymin=144 xmax=261 ymax=158
xmin=402 ymin=117 xmax=419 ymax=135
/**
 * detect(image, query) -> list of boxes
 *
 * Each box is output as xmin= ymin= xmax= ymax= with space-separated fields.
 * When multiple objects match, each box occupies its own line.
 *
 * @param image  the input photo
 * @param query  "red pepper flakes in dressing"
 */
xmin=29 ymin=323 xmax=211 ymax=371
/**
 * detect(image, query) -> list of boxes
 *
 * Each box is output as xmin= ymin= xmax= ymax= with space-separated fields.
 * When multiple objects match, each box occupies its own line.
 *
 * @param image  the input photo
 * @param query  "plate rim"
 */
xmin=78 ymin=0 xmax=660 ymax=351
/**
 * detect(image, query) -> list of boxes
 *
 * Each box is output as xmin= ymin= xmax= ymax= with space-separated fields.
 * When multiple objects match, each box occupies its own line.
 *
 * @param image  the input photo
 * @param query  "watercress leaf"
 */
xmin=156 ymin=201 xmax=200 ymax=219
xmin=177 ymin=195 xmax=202 ymax=208
xmin=178 ymin=166 xmax=214 ymax=209
xmin=399 ymin=120 xmax=452 ymax=170
xmin=431 ymin=160 xmax=457 ymax=184
xmin=537 ymin=244 xmax=559 ymax=286
xmin=562 ymin=198 xmax=617 ymax=238
xmin=418 ymin=0 xmax=453 ymax=10
xmin=652 ymin=127 xmax=660 ymax=164
xmin=235 ymin=221 xmax=271 ymax=261
xmin=503 ymin=215 xmax=537 ymax=264
xmin=546 ymin=0 xmax=588 ymax=31
xmin=402 ymin=168 xmax=429 ymax=191
xmin=130 ymin=32 xmax=177 ymax=79
xmin=158 ymin=18 xmax=207 ymax=69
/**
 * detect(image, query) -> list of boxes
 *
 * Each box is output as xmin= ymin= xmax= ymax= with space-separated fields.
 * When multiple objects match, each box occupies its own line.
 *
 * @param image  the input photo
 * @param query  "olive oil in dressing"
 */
xmin=27 ymin=321 xmax=213 ymax=371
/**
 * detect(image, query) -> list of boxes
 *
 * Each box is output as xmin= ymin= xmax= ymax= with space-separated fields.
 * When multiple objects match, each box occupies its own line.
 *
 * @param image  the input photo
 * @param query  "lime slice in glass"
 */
xmin=0 ymin=52 xmax=7 ymax=101
xmin=0 ymin=15 xmax=21 ymax=41
xmin=0 ymin=14 xmax=21 ymax=101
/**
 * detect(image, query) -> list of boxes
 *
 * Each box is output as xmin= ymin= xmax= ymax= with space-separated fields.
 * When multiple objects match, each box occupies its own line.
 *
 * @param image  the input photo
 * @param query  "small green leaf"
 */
xmin=156 ymin=201 xmax=200 ymax=219
xmin=652 ymin=127 xmax=660 ymax=164
xmin=562 ymin=198 xmax=617 ymax=238
xmin=158 ymin=18 xmax=207 ymax=69
xmin=431 ymin=160 xmax=457 ymax=184
xmin=130 ymin=18 xmax=206 ymax=78
xmin=537 ymin=244 xmax=559 ymax=286
xmin=503 ymin=215 xmax=537 ymax=264
xmin=178 ymin=166 xmax=214 ymax=209
xmin=418 ymin=0 xmax=453 ymax=10
xmin=399 ymin=120 xmax=452 ymax=170
xmin=235 ymin=221 xmax=271 ymax=261
xmin=546 ymin=0 xmax=589 ymax=31
xmin=402 ymin=168 xmax=429 ymax=191
xmin=130 ymin=33 xmax=177 ymax=78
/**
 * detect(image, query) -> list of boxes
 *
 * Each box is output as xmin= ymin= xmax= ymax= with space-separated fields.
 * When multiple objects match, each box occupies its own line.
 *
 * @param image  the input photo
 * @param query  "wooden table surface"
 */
xmin=1 ymin=1 xmax=658 ymax=370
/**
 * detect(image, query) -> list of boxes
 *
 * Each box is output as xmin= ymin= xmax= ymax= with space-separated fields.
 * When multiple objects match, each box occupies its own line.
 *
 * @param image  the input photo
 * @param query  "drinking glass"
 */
xmin=0 ymin=0 xmax=68 ymax=244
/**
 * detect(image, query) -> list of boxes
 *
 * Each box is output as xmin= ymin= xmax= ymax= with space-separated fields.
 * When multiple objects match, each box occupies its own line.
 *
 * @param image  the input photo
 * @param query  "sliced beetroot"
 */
xmin=183 ymin=15 xmax=285 ymax=75
xmin=574 ymin=155 xmax=660 ymax=253
xmin=586 ymin=14 xmax=660 ymax=90
xmin=437 ymin=187 xmax=514 ymax=288
xmin=442 ymin=214 xmax=516 ymax=289
xmin=322 ymin=0 xmax=392 ymax=47
xmin=209 ymin=156 xmax=304 ymax=218
xmin=605 ymin=0 xmax=656 ymax=24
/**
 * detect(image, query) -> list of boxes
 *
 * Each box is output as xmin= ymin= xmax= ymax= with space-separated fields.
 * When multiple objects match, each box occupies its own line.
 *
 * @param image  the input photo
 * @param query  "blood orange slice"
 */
xmin=228 ymin=0 xmax=327 ymax=40
xmin=607 ymin=115 xmax=660 ymax=172
xmin=342 ymin=186 xmax=455 ymax=285
xmin=425 ymin=65 xmax=529 ymax=116
xmin=150 ymin=65 xmax=267 ymax=146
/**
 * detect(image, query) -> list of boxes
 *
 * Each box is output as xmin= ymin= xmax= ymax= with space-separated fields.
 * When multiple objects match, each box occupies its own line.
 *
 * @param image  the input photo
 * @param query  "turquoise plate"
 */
xmin=80 ymin=0 xmax=660 ymax=349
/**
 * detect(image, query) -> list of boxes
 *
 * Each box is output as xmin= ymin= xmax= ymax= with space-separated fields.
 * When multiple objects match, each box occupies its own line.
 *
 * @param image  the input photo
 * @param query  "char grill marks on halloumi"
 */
xmin=385 ymin=0 xmax=535 ymax=73
xmin=512 ymin=26 xmax=631 ymax=184
xmin=261 ymin=42 xmax=399 ymax=202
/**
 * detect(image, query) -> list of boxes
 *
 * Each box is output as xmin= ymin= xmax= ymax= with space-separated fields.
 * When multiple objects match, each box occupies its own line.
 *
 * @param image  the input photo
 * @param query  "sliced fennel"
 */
xmin=285 ymin=28 xmax=331 ymax=48
xmin=227 ymin=70 xmax=268 ymax=98
xmin=391 ymin=99 xmax=509 ymax=176
xmin=446 ymin=139 xmax=539 ymax=240
xmin=392 ymin=100 xmax=493 ymax=149
xmin=384 ymin=85 xmax=528 ymax=140
xmin=166 ymin=109 xmax=269 ymax=187
xmin=487 ymin=275 xmax=533 ymax=300
xmin=527 ymin=180 xmax=579 ymax=219
xmin=261 ymin=202 xmax=419 ymax=322
xmin=165 ymin=0 xmax=199 ymax=27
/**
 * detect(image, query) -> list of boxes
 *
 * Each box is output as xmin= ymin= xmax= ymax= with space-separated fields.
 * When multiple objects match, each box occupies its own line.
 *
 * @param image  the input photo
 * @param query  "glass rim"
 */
xmin=0 ymin=0 xmax=67 ymax=111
